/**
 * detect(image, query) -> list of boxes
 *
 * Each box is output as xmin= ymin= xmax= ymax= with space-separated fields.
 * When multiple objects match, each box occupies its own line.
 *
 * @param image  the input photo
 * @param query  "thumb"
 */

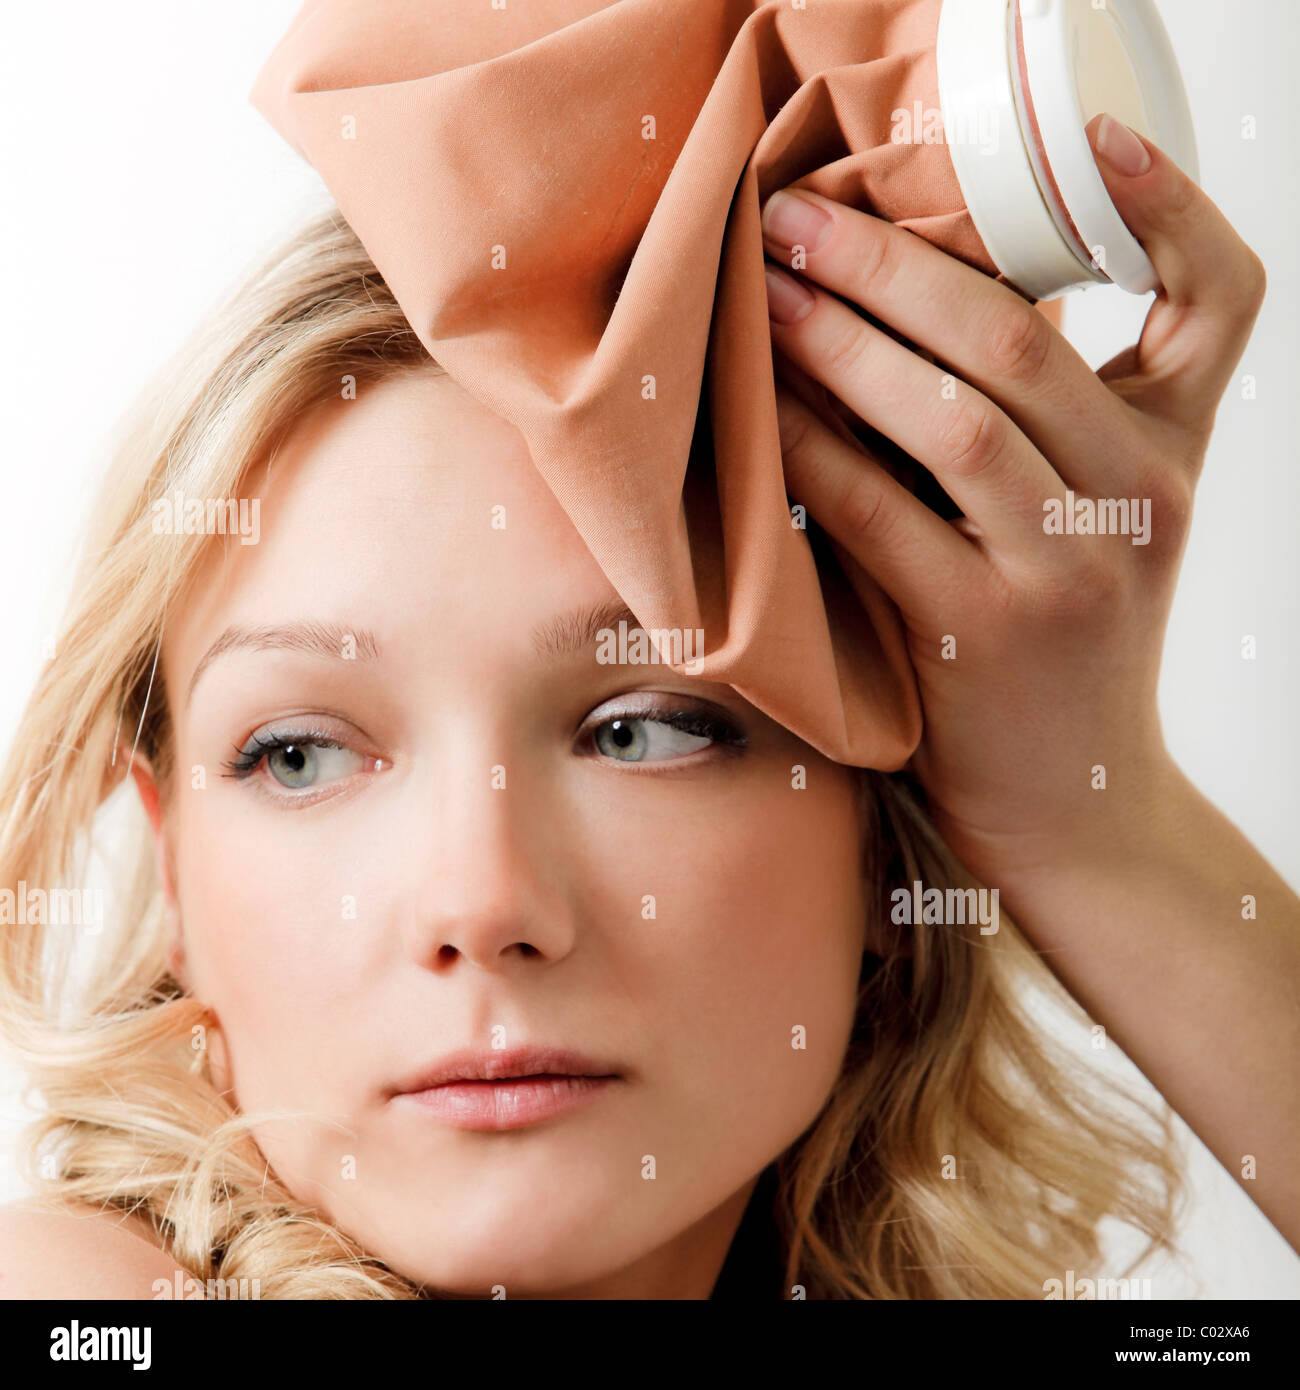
xmin=1085 ymin=112 xmax=1266 ymax=424
xmin=1085 ymin=112 xmax=1262 ymax=314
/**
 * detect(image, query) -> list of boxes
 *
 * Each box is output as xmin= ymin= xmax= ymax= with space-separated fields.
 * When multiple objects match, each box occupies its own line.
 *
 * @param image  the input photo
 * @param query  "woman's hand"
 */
xmin=760 ymin=114 xmax=1265 ymax=878
xmin=760 ymin=115 xmax=1300 ymax=1252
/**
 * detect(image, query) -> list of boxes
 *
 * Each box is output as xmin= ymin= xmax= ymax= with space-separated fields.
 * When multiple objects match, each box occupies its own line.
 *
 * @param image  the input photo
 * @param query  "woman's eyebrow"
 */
xmin=186 ymin=620 xmax=380 ymax=709
xmin=187 ymin=600 xmax=649 ymax=708
xmin=531 ymin=599 xmax=640 ymax=662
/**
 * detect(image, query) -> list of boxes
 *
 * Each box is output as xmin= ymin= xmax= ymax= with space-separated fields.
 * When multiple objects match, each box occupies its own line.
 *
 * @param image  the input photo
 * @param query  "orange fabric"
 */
xmin=250 ymin=0 xmax=1005 ymax=769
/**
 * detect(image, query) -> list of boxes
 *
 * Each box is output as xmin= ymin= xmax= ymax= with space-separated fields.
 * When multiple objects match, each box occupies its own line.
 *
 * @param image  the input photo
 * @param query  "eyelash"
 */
xmin=580 ymin=707 xmax=748 ymax=760
xmin=219 ymin=707 xmax=747 ymax=786
xmin=220 ymin=726 xmax=344 ymax=781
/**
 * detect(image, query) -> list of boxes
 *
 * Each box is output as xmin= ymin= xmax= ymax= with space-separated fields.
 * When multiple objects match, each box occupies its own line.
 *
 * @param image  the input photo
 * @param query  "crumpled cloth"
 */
xmin=251 ymin=0 xmax=1010 ymax=769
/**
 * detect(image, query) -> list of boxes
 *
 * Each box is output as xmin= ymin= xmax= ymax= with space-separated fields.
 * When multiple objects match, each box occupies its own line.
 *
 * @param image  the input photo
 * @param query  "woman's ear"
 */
xmin=124 ymin=747 xmax=187 ymax=990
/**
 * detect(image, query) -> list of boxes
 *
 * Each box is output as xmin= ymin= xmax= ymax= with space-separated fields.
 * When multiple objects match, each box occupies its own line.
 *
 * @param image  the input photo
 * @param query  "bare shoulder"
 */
xmin=0 ymin=1198 xmax=188 ymax=1299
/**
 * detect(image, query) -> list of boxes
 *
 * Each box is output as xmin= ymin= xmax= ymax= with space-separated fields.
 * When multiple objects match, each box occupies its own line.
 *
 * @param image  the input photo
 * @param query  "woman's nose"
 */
xmin=399 ymin=757 xmax=580 ymax=974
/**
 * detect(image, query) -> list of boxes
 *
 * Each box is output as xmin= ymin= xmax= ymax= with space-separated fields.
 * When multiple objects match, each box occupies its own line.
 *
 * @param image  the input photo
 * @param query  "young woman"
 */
xmin=0 ymin=114 xmax=1294 ymax=1300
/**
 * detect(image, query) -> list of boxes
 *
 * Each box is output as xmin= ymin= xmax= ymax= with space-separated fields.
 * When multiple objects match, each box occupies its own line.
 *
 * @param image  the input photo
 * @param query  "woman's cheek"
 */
xmin=681 ymin=767 xmax=865 ymax=970
xmin=170 ymin=790 xmax=389 ymax=1109
xmin=613 ymin=770 xmax=864 ymax=1129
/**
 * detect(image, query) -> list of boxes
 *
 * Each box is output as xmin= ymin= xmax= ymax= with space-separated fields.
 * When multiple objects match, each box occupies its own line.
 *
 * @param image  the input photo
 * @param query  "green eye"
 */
xmin=267 ymin=741 xmax=317 ymax=787
xmin=592 ymin=713 xmax=739 ymax=763
xmin=223 ymin=732 xmax=364 ymax=790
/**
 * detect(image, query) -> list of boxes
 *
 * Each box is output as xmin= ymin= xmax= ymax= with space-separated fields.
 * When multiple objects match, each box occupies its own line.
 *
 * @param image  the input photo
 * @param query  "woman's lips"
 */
xmin=399 ymin=1074 xmax=618 ymax=1130
xmin=388 ymin=1045 xmax=624 ymax=1131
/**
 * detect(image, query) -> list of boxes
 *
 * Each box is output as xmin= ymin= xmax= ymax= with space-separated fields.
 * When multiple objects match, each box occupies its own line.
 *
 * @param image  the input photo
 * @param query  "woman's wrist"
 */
xmin=926 ymin=740 xmax=1190 ymax=896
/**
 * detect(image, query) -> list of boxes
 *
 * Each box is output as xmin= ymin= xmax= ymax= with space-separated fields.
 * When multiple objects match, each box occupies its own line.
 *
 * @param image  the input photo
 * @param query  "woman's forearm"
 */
xmin=972 ymin=757 xmax=1300 ymax=1251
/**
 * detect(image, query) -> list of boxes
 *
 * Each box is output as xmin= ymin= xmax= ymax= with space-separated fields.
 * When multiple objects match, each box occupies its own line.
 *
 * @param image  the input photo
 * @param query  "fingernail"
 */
xmin=764 ymin=263 xmax=815 ymax=324
xmin=1092 ymin=114 xmax=1152 ymax=177
xmin=761 ymin=190 xmax=834 ymax=253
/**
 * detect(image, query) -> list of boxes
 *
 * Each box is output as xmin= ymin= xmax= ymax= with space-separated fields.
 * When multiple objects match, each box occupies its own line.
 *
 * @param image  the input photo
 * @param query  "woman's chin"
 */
xmin=372 ymin=1232 xmax=643 ymax=1300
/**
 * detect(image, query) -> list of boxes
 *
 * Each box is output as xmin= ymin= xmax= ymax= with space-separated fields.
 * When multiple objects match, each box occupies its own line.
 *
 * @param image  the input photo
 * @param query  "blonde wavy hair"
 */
xmin=0 ymin=207 xmax=1183 ymax=1298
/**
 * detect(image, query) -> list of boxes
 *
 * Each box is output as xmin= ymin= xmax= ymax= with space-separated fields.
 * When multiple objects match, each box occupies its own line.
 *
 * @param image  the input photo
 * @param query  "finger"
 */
xmin=770 ymin=348 xmax=868 ymax=453
xmin=764 ymin=260 xmax=1065 ymax=554
xmin=1085 ymin=113 xmax=1267 ymax=430
xmin=760 ymin=187 xmax=1134 ymax=493
xmin=773 ymin=381 xmax=982 ymax=616
xmin=773 ymin=346 xmax=920 ymax=493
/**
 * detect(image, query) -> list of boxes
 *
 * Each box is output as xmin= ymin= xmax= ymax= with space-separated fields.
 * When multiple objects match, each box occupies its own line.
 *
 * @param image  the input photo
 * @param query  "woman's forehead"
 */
xmin=161 ymin=370 xmax=627 ymax=697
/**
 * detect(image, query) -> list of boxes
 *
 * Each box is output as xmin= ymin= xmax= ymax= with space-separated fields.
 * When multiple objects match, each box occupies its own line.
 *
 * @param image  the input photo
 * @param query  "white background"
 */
xmin=0 ymin=2 xmax=1296 ymax=1295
